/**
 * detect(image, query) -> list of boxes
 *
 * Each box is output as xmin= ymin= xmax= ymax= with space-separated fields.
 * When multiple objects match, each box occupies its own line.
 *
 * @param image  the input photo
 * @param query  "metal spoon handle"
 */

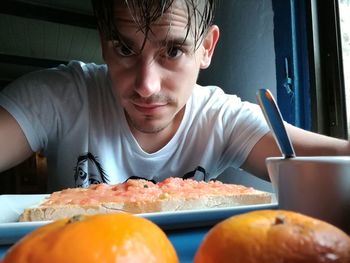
xmin=256 ymin=89 xmax=295 ymax=158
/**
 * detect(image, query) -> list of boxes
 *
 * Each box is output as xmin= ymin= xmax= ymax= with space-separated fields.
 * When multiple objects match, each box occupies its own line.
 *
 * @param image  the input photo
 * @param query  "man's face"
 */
xmin=100 ymin=0 xmax=217 ymax=134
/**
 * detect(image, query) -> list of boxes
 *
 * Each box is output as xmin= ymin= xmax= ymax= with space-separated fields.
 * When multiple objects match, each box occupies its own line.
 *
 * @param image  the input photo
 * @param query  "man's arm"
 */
xmin=0 ymin=106 xmax=33 ymax=172
xmin=241 ymin=123 xmax=350 ymax=181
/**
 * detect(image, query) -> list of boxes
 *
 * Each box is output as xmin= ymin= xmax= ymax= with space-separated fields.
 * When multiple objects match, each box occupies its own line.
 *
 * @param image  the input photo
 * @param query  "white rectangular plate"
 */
xmin=0 ymin=194 xmax=277 ymax=245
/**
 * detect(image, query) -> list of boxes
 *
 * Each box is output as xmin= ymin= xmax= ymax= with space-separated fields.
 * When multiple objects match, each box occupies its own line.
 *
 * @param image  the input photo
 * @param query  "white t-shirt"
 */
xmin=0 ymin=61 xmax=269 ymax=192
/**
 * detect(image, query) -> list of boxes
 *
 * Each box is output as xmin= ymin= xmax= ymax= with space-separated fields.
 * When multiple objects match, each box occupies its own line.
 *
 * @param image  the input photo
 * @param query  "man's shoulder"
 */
xmin=39 ymin=61 xmax=109 ymax=89
xmin=9 ymin=61 xmax=108 ymax=84
xmin=193 ymin=84 xmax=225 ymax=101
xmin=192 ymin=84 xmax=241 ymax=106
xmin=64 ymin=61 xmax=108 ymax=77
xmin=2 ymin=61 xmax=109 ymax=101
xmin=193 ymin=84 xmax=224 ymax=94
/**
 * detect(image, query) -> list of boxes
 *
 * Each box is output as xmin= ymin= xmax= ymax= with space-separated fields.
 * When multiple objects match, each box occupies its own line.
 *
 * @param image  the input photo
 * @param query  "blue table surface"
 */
xmin=0 ymin=226 xmax=211 ymax=263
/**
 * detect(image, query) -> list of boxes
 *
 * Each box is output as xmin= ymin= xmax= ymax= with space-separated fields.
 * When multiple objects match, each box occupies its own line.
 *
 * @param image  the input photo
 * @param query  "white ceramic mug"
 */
xmin=266 ymin=156 xmax=350 ymax=233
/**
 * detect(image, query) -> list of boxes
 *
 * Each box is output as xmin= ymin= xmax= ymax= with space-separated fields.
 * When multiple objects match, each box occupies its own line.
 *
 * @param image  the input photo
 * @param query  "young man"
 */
xmin=0 ymin=0 xmax=349 ymax=192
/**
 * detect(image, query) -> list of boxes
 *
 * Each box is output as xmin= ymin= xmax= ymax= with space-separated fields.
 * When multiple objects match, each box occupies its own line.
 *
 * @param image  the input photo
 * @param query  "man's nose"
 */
xmin=135 ymin=58 xmax=161 ymax=98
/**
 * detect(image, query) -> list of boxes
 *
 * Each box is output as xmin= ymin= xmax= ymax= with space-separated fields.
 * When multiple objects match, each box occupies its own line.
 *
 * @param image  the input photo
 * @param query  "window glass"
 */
xmin=339 ymin=0 xmax=350 ymax=135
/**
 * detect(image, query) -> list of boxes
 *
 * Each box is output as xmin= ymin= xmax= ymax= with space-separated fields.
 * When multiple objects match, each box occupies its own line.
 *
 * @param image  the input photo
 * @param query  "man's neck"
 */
xmin=128 ymin=107 xmax=185 ymax=153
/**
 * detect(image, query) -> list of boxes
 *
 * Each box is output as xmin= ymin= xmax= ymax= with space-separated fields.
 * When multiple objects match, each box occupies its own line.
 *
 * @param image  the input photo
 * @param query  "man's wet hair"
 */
xmin=91 ymin=0 xmax=217 ymax=50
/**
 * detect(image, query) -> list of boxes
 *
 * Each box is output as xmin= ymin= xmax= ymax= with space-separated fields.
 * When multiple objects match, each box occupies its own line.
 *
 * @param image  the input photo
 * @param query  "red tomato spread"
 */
xmin=42 ymin=178 xmax=256 ymax=206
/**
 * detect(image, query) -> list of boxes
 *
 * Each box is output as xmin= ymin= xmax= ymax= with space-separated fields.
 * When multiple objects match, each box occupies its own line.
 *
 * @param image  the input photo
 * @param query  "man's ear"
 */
xmin=200 ymin=25 xmax=220 ymax=69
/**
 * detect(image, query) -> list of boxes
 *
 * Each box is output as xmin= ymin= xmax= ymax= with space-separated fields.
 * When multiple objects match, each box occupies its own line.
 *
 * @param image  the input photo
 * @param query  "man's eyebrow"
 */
xmin=110 ymin=31 xmax=195 ymax=51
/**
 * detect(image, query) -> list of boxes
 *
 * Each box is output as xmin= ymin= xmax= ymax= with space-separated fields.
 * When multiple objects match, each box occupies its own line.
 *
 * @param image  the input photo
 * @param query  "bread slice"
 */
xmin=19 ymin=178 xmax=272 ymax=222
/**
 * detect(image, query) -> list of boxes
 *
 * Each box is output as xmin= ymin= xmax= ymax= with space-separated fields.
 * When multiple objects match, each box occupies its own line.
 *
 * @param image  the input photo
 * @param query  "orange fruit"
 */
xmin=2 ymin=213 xmax=178 ymax=263
xmin=194 ymin=210 xmax=350 ymax=263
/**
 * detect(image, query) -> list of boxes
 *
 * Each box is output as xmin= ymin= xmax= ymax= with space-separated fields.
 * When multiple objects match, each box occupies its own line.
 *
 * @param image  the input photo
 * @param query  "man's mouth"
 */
xmin=132 ymin=102 xmax=168 ymax=114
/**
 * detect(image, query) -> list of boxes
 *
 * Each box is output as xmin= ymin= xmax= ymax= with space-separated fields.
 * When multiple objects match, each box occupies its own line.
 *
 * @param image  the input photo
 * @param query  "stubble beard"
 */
xmin=125 ymin=104 xmax=186 ymax=135
xmin=124 ymin=92 xmax=181 ymax=134
xmin=126 ymin=113 xmax=172 ymax=134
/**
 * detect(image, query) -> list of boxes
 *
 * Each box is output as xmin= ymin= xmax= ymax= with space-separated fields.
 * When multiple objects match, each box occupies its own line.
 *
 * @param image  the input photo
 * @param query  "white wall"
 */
xmin=198 ymin=0 xmax=276 ymax=191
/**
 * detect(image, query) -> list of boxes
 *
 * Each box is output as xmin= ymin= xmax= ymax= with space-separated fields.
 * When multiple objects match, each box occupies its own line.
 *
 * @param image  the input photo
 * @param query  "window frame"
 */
xmin=273 ymin=0 xmax=312 ymax=130
xmin=311 ymin=0 xmax=347 ymax=139
xmin=272 ymin=0 xmax=348 ymax=139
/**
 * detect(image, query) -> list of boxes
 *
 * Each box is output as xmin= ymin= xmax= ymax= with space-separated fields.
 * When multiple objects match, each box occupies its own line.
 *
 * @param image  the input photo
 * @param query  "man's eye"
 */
xmin=112 ymin=41 xmax=135 ymax=57
xmin=165 ymin=47 xmax=183 ymax=59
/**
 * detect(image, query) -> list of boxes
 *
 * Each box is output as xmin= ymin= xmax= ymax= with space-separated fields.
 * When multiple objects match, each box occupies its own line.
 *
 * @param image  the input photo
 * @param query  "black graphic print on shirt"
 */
xmin=73 ymin=154 xmax=208 ymax=187
xmin=183 ymin=166 xmax=209 ymax=181
xmin=74 ymin=152 xmax=109 ymax=188
xmin=124 ymin=176 xmax=157 ymax=184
